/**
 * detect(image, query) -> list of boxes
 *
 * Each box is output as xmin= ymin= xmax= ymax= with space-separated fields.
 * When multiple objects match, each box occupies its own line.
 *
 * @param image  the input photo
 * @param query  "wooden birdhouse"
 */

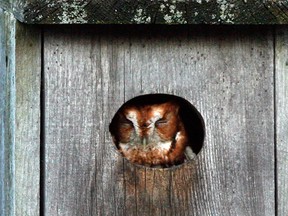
xmin=1 ymin=1 xmax=288 ymax=215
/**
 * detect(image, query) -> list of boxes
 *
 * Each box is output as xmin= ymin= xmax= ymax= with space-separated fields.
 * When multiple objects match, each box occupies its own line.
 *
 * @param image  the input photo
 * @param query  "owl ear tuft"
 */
xmin=175 ymin=105 xmax=180 ymax=114
xmin=170 ymin=102 xmax=180 ymax=115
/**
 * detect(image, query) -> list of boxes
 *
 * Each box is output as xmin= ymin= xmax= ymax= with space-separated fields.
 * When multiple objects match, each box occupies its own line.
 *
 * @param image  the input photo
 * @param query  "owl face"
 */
xmin=118 ymin=102 xmax=180 ymax=151
xmin=110 ymin=100 xmax=192 ymax=167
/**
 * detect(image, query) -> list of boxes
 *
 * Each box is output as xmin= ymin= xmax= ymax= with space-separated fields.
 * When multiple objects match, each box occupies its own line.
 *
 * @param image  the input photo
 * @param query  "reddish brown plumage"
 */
xmin=110 ymin=98 xmax=193 ymax=167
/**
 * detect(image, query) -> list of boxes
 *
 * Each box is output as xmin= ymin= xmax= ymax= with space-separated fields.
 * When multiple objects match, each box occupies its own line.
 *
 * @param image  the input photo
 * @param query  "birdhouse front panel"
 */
xmin=42 ymin=26 xmax=274 ymax=215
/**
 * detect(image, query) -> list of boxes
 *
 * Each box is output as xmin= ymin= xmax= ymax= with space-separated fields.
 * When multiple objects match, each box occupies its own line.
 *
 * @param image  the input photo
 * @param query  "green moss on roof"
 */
xmin=1 ymin=0 xmax=288 ymax=24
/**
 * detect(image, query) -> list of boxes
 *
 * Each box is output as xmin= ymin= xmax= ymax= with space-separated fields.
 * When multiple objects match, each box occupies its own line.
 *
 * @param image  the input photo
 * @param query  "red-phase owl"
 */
xmin=109 ymin=97 xmax=195 ymax=167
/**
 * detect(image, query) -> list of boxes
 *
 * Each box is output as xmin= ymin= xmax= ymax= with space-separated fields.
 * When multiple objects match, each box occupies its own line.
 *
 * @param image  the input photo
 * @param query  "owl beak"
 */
xmin=142 ymin=137 xmax=148 ymax=147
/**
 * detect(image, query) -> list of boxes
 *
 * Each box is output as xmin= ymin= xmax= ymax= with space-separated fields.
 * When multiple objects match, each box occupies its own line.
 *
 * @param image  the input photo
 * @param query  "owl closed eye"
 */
xmin=109 ymin=97 xmax=196 ymax=167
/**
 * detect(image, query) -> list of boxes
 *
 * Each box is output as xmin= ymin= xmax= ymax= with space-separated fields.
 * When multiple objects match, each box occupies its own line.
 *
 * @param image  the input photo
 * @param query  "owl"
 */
xmin=109 ymin=96 xmax=196 ymax=167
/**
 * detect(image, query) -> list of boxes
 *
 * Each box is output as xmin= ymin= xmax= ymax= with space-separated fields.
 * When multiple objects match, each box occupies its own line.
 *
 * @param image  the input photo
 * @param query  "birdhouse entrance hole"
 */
xmin=109 ymin=94 xmax=205 ymax=168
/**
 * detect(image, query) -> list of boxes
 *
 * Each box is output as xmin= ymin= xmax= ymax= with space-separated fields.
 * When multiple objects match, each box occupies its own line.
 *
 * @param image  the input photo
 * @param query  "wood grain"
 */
xmin=0 ymin=10 xmax=41 ymax=216
xmin=275 ymin=27 xmax=288 ymax=216
xmin=1 ymin=0 xmax=288 ymax=24
xmin=14 ymin=22 xmax=41 ymax=216
xmin=0 ymin=9 xmax=16 ymax=216
xmin=44 ymin=26 xmax=275 ymax=215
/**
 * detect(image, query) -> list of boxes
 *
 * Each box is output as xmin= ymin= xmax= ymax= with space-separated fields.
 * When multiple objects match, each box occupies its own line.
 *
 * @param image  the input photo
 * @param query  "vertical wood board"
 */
xmin=0 ymin=11 xmax=41 ymax=216
xmin=0 ymin=9 xmax=16 ymax=216
xmin=276 ymin=26 xmax=288 ymax=216
xmin=14 ymin=23 xmax=41 ymax=216
xmin=44 ymin=26 xmax=275 ymax=216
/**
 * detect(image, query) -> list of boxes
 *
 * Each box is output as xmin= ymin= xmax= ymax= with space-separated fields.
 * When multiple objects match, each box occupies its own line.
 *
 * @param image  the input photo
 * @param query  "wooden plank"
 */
xmin=14 ymin=22 xmax=41 ymax=216
xmin=0 ymin=9 xmax=16 ymax=216
xmin=43 ymin=28 xmax=126 ymax=215
xmin=44 ymin=26 xmax=275 ymax=215
xmin=1 ymin=0 xmax=288 ymax=24
xmin=275 ymin=26 xmax=288 ymax=216
xmin=0 ymin=10 xmax=41 ymax=216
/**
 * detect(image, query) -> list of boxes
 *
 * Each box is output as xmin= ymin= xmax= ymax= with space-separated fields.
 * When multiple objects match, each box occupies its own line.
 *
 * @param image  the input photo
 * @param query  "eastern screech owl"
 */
xmin=109 ymin=98 xmax=195 ymax=167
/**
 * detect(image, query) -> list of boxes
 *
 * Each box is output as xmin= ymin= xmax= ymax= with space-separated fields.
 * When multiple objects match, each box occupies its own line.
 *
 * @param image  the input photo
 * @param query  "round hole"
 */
xmin=109 ymin=94 xmax=205 ymax=168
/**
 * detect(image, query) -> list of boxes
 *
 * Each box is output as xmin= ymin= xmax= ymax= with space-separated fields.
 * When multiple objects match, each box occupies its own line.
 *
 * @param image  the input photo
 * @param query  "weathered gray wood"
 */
xmin=44 ymin=26 xmax=275 ymax=215
xmin=0 ymin=9 xmax=16 ymax=216
xmin=14 ymin=21 xmax=41 ymax=216
xmin=276 ymin=26 xmax=288 ymax=216
xmin=0 ymin=10 xmax=41 ymax=216
xmin=1 ymin=0 xmax=288 ymax=24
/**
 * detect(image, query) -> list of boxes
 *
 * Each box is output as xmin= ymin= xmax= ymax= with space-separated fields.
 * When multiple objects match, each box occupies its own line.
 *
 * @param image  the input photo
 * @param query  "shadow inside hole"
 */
xmin=109 ymin=94 xmax=205 ymax=168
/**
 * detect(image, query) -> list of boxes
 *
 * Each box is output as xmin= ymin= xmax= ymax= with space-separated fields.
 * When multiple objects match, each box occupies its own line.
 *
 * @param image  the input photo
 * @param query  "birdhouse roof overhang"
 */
xmin=1 ymin=0 xmax=288 ymax=24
